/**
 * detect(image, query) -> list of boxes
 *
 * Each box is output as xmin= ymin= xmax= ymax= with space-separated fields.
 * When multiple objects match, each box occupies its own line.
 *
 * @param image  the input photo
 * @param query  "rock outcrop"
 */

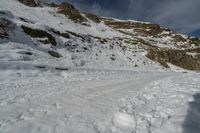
xmin=147 ymin=48 xmax=200 ymax=70
xmin=18 ymin=0 xmax=40 ymax=7
xmin=56 ymin=2 xmax=87 ymax=23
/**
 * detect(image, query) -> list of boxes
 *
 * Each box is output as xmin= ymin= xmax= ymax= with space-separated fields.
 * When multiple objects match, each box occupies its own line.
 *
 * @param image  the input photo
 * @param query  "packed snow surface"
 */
xmin=0 ymin=69 xmax=200 ymax=133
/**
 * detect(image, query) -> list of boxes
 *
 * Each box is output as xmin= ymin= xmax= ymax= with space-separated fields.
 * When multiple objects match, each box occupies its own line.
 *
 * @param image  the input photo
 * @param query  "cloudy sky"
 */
xmin=47 ymin=0 xmax=200 ymax=37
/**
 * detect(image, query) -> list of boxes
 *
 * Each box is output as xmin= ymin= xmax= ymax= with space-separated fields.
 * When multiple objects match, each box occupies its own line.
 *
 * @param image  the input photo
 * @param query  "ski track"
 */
xmin=0 ymin=71 xmax=200 ymax=133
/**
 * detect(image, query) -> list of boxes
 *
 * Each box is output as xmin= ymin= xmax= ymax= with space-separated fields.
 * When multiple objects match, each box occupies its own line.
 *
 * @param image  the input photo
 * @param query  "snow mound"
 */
xmin=112 ymin=112 xmax=135 ymax=128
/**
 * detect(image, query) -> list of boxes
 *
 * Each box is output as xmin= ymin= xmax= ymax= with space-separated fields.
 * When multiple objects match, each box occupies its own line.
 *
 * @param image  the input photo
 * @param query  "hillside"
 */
xmin=1 ymin=0 xmax=200 ymax=72
xmin=0 ymin=1 xmax=200 ymax=133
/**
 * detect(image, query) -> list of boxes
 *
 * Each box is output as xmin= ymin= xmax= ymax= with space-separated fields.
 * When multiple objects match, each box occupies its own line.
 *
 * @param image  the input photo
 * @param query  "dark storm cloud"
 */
xmin=47 ymin=0 xmax=200 ymax=36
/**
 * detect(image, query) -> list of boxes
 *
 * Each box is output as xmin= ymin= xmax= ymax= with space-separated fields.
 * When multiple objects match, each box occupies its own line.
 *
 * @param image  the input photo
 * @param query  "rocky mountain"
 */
xmin=1 ymin=0 xmax=200 ymax=71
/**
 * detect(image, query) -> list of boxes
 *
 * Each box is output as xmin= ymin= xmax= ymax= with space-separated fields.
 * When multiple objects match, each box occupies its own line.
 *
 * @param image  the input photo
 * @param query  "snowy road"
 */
xmin=1 ymin=0 xmax=200 ymax=132
xmin=0 ymin=70 xmax=199 ymax=133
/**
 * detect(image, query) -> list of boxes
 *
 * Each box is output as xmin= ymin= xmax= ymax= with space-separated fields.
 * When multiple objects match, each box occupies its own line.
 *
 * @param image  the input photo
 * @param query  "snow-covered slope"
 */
xmin=0 ymin=0 xmax=200 ymax=133
xmin=1 ymin=0 xmax=200 ymax=72
xmin=0 ymin=0 xmax=157 ymax=71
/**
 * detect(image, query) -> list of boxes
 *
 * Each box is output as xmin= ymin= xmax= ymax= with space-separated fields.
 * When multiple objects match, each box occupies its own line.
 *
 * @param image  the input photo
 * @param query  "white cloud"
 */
xmin=153 ymin=0 xmax=200 ymax=33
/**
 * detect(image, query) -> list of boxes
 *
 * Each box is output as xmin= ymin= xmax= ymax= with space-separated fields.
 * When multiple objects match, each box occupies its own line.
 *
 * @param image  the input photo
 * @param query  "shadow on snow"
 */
xmin=182 ymin=93 xmax=200 ymax=133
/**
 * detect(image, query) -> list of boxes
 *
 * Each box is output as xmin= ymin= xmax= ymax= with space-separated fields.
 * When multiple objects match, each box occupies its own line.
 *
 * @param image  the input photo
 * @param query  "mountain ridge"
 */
xmin=1 ymin=0 xmax=200 ymax=71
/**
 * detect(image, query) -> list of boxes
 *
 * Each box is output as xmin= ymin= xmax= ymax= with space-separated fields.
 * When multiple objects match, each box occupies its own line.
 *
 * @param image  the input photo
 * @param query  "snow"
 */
xmin=0 ymin=70 xmax=199 ymax=133
xmin=0 ymin=0 xmax=200 ymax=133
xmin=0 ymin=0 xmax=166 ymax=71
xmin=167 ymin=63 xmax=192 ymax=73
xmin=186 ymin=52 xmax=198 ymax=57
xmin=112 ymin=112 xmax=135 ymax=128
xmin=103 ymin=17 xmax=151 ymax=24
xmin=0 ymin=0 xmax=124 ymax=39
